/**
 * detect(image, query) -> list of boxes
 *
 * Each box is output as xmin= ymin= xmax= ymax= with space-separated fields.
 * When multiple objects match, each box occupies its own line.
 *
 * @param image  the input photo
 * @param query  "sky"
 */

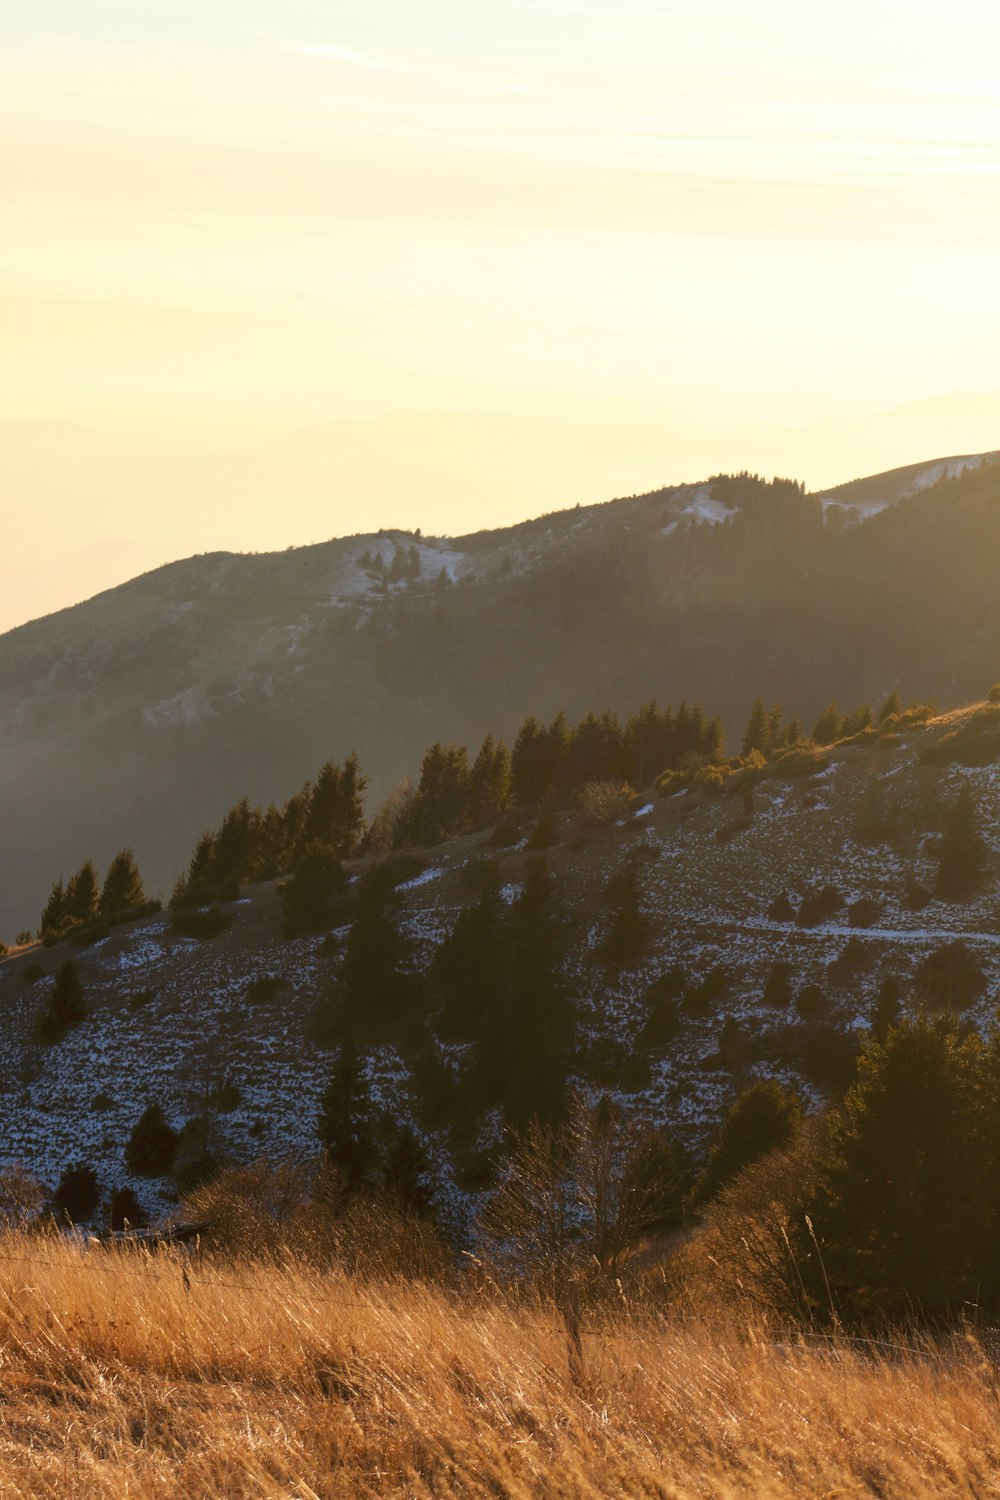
xmin=3 ymin=0 xmax=1000 ymax=630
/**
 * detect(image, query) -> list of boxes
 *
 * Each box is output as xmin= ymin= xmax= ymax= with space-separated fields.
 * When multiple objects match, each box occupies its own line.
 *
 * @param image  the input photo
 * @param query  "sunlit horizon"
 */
xmin=3 ymin=0 xmax=999 ymax=629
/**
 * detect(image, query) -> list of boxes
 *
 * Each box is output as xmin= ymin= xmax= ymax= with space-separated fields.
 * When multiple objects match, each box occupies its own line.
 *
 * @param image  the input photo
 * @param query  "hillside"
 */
xmin=2 ymin=697 xmax=999 ymax=1227
xmin=1 ymin=449 xmax=998 ymax=938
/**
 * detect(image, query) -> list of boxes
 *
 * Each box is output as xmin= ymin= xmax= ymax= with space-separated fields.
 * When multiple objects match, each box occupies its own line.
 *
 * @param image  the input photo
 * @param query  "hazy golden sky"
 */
xmin=3 ymin=1 xmax=1000 ymax=629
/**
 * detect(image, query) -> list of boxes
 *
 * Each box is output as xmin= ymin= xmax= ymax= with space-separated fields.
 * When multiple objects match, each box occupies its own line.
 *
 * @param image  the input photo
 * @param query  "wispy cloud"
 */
xmin=251 ymin=29 xmax=412 ymax=73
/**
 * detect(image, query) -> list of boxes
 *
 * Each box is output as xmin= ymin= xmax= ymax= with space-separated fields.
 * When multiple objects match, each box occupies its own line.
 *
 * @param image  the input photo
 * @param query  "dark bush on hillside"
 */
xmin=921 ymin=706 xmax=1000 ymax=768
xmin=53 ymin=1163 xmax=100 ymax=1224
xmin=247 ymin=974 xmax=285 ymax=1004
xmin=768 ymin=747 xmax=829 ymax=779
xmin=828 ymin=936 xmax=871 ymax=983
xmin=914 ymin=941 xmax=987 ymax=1013
xmin=799 ymin=1024 xmax=858 ymax=1097
xmin=767 ymin=892 xmax=796 ymax=923
xmin=795 ymin=984 xmax=827 ymax=1021
xmin=488 ymin=814 xmax=522 ymax=847
xmin=212 ymin=1081 xmax=242 ymax=1113
xmin=847 ymin=896 xmax=881 ymax=928
xmin=35 ymin=958 xmax=86 ymax=1044
xmin=70 ymin=920 xmax=111 ymax=948
xmin=22 ymin=963 xmax=44 ymax=985
xmin=715 ymin=817 xmax=751 ymax=844
xmin=902 ymin=880 xmax=932 ymax=911
xmin=692 ymin=1080 xmax=802 ymax=1206
xmin=110 ymin=1187 xmax=147 ymax=1231
xmin=640 ymin=993 xmax=680 ymax=1049
xmin=372 ymin=853 xmax=428 ymax=889
xmin=170 ymin=906 xmax=233 ymax=940
xmin=763 ymin=962 xmax=794 ymax=1009
xmin=125 ymin=1103 xmax=179 ymax=1177
xmin=525 ymin=799 xmax=559 ymax=849
xmin=682 ymin=967 xmax=728 ymax=1018
xmin=795 ymin=886 xmax=844 ymax=928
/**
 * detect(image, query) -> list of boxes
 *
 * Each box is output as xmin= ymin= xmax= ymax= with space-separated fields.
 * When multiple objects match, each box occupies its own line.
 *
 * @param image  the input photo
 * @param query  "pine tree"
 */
xmin=37 ymin=958 xmax=86 ymax=1043
xmin=598 ymin=867 xmax=649 ymax=965
xmin=38 ymin=879 xmax=66 ymax=939
xmin=878 ymin=691 xmax=902 ymax=724
xmin=383 ymin=1123 xmax=435 ymax=1216
xmin=869 ymin=975 xmax=901 ymax=1043
xmin=935 ymin=784 xmax=987 ymax=899
xmin=64 ymin=862 xmax=99 ymax=926
xmin=741 ymin=698 xmax=770 ymax=758
xmin=811 ymin=702 xmax=841 ymax=745
xmin=400 ymin=744 xmax=471 ymax=845
xmin=807 ymin=1020 xmax=982 ymax=1321
xmin=99 ymin=848 xmax=145 ymax=920
xmin=431 ymin=864 xmax=507 ymax=1040
xmin=469 ymin=735 xmax=512 ymax=827
xmin=692 ymin=1080 xmax=801 ymax=1205
xmin=340 ymin=866 xmax=420 ymax=1033
xmin=317 ymin=1041 xmax=378 ymax=1195
xmin=303 ymin=755 xmax=367 ymax=858
xmin=476 ymin=859 xmax=574 ymax=1124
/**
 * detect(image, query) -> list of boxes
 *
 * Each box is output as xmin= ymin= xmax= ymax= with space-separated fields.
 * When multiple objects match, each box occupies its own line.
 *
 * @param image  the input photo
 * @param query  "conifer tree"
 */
xmin=741 ymin=698 xmax=770 ymax=758
xmin=400 ymin=744 xmax=471 ymax=845
xmin=469 ymin=735 xmax=512 ymax=827
xmin=37 ymin=958 xmax=86 ymax=1043
xmin=478 ymin=859 xmax=574 ymax=1123
xmin=599 ymin=867 xmax=649 ymax=965
xmin=807 ymin=1019 xmax=981 ymax=1321
xmin=317 ymin=1040 xmax=378 ymax=1195
xmin=303 ymin=755 xmax=367 ymax=858
xmin=431 ymin=864 xmax=507 ymax=1039
xmin=64 ymin=861 xmax=99 ymax=927
xmin=878 ymin=691 xmax=902 ymax=724
xmin=99 ymin=848 xmax=145 ymax=920
xmin=340 ymin=866 xmax=419 ymax=1032
xmin=870 ymin=975 xmax=901 ymax=1043
xmin=38 ymin=879 xmax=66 ymax=939
xmin=692 ymin=1079 xmax=801 ymax=1205
xmin=935 ymin=784 xmax=987 ymax=899
xmin=383 ymin=1122 xmax=435 ymax=1217
xmin=812 ymin=702 xmax=841 ymax=745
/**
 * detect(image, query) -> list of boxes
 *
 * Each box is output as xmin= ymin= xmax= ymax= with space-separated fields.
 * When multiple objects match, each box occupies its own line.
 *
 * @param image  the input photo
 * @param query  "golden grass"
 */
xmin=0 ymin=1234 xmax=995 ymax=1497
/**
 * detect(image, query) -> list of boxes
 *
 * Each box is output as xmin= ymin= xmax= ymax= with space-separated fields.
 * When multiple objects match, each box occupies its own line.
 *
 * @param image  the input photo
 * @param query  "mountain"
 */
xmin=1 ymin=449 xmax=998 ymax=938
xmin=1 ymin=698 xmax=998 ymax=1227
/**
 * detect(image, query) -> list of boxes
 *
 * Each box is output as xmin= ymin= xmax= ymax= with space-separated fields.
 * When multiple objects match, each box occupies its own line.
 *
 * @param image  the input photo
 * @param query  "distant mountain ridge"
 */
xmin=1 ymin=449 xmax=998 ymax=935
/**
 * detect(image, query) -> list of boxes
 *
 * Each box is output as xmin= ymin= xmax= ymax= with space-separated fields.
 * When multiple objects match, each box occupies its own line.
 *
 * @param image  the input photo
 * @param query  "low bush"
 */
xmin=914 ymin=940 xmax=987 ymax=1012
xmin=247 ymin=974 xmax=285 ymax=1004
xmin=847 ymin=896 xmax=881 ymax=927
xmin=768 ymin=747 xmax=829 ymax=779
xmin=795 ymin=885 xmax=844 ymax=928
xmin=170 ymin=906 xmax=234 ymax=940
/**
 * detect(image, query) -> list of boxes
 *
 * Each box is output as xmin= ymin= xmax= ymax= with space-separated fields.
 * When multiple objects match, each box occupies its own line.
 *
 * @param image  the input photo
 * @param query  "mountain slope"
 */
xmin=2 ymin=701 xmax=999 ymax=1228
xmin=1 ymin=451 xmax=999 ymax=936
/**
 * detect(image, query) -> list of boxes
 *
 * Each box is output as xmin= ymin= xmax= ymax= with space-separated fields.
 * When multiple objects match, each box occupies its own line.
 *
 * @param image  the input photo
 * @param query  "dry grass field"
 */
xmin=0 ymin=1234 xmax=996 ymax=1497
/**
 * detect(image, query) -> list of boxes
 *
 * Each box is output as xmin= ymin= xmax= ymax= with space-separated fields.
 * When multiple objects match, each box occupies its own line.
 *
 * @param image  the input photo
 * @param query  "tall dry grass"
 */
xmin=0 ymin=1232 xmax=995 ymax=1496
